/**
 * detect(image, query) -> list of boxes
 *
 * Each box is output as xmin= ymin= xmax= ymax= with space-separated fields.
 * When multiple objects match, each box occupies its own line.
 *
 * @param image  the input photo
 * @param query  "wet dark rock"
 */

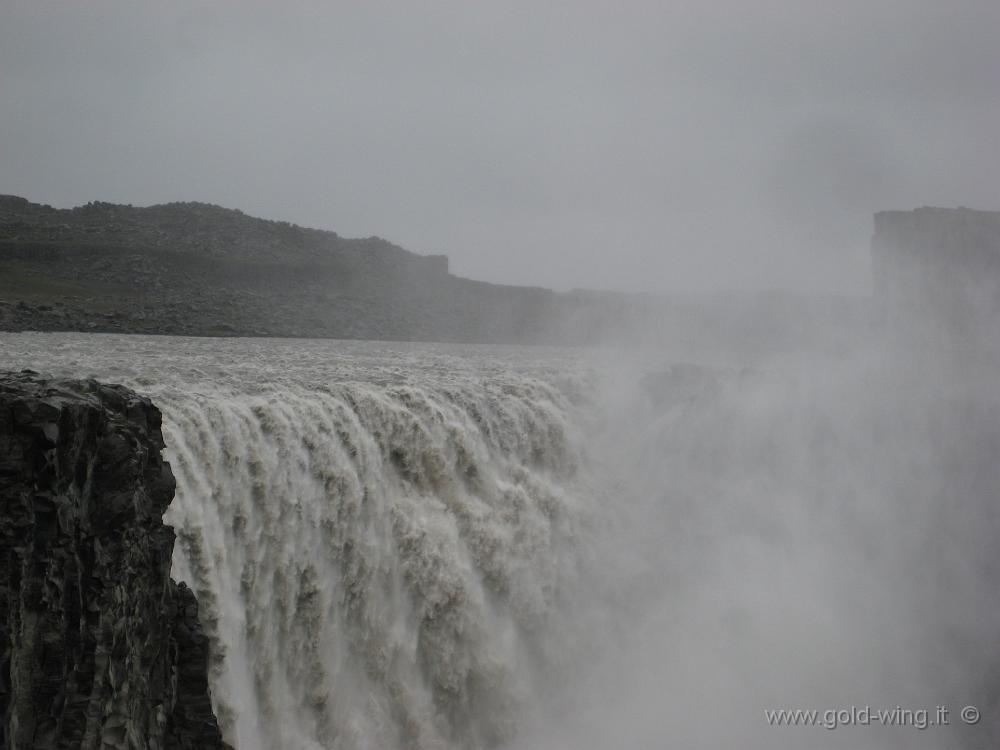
xmin=0 ymin=372 xmax=228 ymax=749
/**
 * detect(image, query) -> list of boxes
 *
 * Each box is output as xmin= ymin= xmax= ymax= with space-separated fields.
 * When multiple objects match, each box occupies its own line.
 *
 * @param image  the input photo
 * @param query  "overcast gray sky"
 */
xmin=2 ymin=1 xmax=997 ymax=293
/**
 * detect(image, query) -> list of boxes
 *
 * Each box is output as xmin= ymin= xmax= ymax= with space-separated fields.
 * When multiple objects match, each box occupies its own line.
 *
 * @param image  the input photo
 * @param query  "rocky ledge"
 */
xmin=0 ymin=372 xmax=227 ymax=749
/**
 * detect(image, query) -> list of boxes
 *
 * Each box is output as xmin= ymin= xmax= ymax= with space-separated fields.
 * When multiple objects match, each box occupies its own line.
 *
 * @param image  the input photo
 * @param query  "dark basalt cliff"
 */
xmin=0 ymin=372 xmax=227 ymax=749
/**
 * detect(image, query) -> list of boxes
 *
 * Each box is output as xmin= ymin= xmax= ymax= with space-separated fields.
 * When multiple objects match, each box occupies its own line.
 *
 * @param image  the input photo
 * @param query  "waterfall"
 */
xmin=5 ymin=333 xmax=999 ymax=750
xmin=159 ymin=377 xmax=595 ymax=750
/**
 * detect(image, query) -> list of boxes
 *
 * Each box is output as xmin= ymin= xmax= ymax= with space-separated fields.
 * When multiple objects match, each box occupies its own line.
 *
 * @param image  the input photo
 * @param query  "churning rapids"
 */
xmin=2 ymin=332 xmax=999 ymax=750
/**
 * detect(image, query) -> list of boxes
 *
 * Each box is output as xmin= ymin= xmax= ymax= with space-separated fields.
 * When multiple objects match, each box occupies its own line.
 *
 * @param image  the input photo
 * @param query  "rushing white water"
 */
xmin=1 ymin=334 xmax=606 ymax=749
xmin=161 ymin=374 xmax=594 ymax=750
xmin=2 ymin=332 xmax=998 ymax=750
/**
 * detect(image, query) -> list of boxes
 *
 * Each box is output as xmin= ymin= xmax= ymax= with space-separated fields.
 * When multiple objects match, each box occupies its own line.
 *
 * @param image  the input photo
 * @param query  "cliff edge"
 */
xmin=0 ymin=372 xmax=227 ymax=749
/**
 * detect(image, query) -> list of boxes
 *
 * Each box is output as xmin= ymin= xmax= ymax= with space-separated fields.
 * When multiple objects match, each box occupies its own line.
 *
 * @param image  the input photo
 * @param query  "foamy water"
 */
xmin=2 ymin=332 xmax=997 ymax=750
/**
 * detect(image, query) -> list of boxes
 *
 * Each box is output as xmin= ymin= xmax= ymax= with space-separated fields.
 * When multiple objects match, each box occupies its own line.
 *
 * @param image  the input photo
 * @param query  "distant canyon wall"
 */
xmin=14 ymin=195 xmax=999 ymax=352
xmin=872 ymin=207 xmax=1000 ymax=336
xmin=0 ymin=195 xmax=560 ymax=343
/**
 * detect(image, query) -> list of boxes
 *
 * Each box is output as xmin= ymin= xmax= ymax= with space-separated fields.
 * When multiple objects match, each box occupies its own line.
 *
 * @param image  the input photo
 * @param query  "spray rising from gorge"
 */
xmin=3 ymin=332 xmax=997 ymax=749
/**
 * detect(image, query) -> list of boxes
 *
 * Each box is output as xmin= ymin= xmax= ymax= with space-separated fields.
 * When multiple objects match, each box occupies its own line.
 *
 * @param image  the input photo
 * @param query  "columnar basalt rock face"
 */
xmin=0 ymin=372 xmax=227 ymax=750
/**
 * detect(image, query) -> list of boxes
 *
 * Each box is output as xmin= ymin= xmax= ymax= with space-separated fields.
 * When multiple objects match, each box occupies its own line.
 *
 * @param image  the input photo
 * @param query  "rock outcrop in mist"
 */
xmin=872 ymin=207 xmax=1000 ymax=343
xmin=0 ymin=372 xmax=226 ymax=749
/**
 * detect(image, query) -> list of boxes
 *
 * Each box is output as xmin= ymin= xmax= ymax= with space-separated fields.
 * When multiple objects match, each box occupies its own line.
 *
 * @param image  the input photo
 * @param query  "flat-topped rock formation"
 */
xmin=872 ymin=207 xmax=1000 ymax=330
xmin=0 ymin=371 xmax=228 ymax=749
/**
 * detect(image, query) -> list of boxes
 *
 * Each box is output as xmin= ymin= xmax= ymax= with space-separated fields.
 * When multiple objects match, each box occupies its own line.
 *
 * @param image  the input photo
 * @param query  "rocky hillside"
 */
xmin=0 ymin=195 xmax=556 ymax=342
xmin=0 ymin=194 xmax=872 ymax=351
xmin=0 ymin=372 xmax=227 ymax=749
